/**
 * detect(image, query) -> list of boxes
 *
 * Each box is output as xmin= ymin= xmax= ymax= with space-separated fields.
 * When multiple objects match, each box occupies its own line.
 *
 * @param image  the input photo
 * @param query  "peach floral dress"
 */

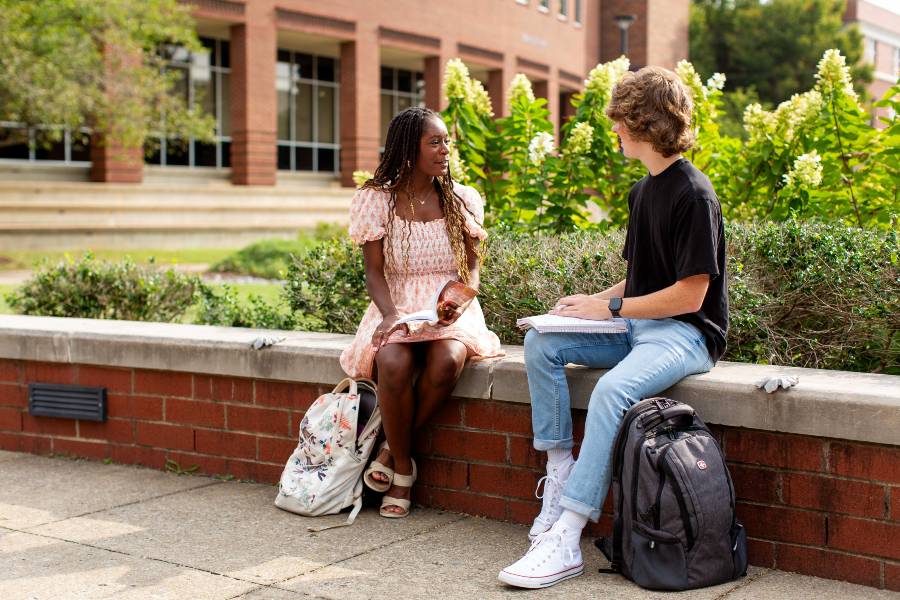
xmin=339 ymin=183 xmax=503 ymax=379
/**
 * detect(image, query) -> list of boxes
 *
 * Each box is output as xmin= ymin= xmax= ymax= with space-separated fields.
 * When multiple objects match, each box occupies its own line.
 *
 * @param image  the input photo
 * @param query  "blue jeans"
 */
xmin=525 ymin=318 xmax=713 ymax=521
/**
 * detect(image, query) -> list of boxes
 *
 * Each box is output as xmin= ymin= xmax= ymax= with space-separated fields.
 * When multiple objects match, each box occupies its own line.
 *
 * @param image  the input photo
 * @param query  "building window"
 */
xmin=145 ymin=37 xmax=232 ymax=168
xmin=538 ymin=0 xmax=549 ymax=12
xmin=276 ymin=49 xmax=340 ymax=173
xmin=380 ymin=66 xmax=425 ymax=147
xmin=864 ymin=38 xmax=877 ymax=65
xmin=0 ymin=124 xmax=91 ymax=164
xmin=574 ymin=0 xmax=582 ymax=24
xmin=516 ymin=0 xmax=528 ymax=4
xmin=559 ymin=0 xmax=568 ymax=19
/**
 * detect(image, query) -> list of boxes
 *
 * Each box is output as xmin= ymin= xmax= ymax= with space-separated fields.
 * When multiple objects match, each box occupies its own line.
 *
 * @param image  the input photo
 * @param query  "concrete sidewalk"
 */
xmin=0 ymin=451 xmax=894 ymax=600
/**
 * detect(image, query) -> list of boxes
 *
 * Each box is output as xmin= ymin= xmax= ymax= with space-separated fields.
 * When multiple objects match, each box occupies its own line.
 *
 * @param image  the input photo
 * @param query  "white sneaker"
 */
xmin=498 ymin=522 xmax=584 ymax=589
xmin=528 ymin=460 xmax=573 ymax=542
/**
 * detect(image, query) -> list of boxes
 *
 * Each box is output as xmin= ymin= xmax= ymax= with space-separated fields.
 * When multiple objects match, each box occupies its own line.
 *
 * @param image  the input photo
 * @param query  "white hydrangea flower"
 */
xmin=815 ymin=49 xmax=858 ymax=102
xmin=743 ymin=103 xmax=776 ymax=144
xmin=675 ymin=60 xmax=705 ymax=99
xmin=564 ymin=121 xmax=594 ymax=156
xmin=444 ymin=58 xmax=472 ymax=102
xmin=508 ymin=73 xmax=536 ymax=104
xmin=352 ymin=170 xmax=372 ymax=187
xmin=469 ymin=78 xmax=494 ymax=118
xmin=528 ymin=131 xmax=555 ymax=165
xmin=706 ymin=72 xmax=726 ymax=91
xmin=584 ymin=56 xmax=630 ymax=97
xmin=448 ymin=144 xmax=468 ymax=183
xmin=774 ymin=90 xmax=824 ymax=141
xmin=783 ymin=151 xmax=823 ymax=189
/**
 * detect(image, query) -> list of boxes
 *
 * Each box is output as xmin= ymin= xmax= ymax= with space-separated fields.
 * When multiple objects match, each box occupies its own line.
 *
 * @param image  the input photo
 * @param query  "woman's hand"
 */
xmin=549 ymin=294 xmax=612 ymax=320
xmin=372 ymin=314 xmax=408 ymax=348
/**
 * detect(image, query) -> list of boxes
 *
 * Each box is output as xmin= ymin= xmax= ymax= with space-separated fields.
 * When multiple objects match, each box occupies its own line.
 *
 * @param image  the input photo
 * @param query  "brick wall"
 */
xmin=0 ymin=358 xmax=897 ymax=590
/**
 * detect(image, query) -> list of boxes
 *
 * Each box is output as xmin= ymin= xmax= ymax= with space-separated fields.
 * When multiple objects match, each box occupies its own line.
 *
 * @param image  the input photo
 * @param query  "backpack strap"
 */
xmin=306 ymin=496 xmax=363 ymax=533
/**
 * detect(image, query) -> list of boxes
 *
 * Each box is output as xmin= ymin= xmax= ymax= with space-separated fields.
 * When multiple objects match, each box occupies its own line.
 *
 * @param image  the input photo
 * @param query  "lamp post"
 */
xmin=613 ymin=14 xmax=636 ymax=57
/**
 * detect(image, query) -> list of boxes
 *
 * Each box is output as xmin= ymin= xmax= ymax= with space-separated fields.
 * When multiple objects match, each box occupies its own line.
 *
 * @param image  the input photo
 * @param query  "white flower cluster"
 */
xmin=352 ymin=170 xmax=373 ymax=187
xmin=743 ymin=103 xmax=775 ymax=143
xmin=443 ymin=59 xmax=472 ymax=102
xmin=815 ymin=49 xmax=858 ymax=102
xmin=528 ymin=131 xmax=555 ymax=165
xmin=783 ymin=151 xmax=823 ymax=189
xmin=508 ymin=73 xmax=536 ymax=105
xmin=706 ymin=73 xmax=726 ymax=91
xmin=774 ymin=90 xmax=824 ymax=142
xmin=469 ymin=78 xmax=494 ymax=118
xmin=564 ymin=121 xmax=594 ymax=156
xmin=584 ymin=56 xmax=630 ymax=97
xmin=744 ymin=90 xmax=824 ymax=144
xmin=675 ymin=59 xmax=705 ymax=100
xmin=448 ymin=144 xmax=468 ymax=183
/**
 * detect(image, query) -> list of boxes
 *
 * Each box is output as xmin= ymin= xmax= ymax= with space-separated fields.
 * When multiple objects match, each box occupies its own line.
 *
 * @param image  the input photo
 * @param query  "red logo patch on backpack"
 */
xmin=697 ymin=460 xmax=708 ymax=470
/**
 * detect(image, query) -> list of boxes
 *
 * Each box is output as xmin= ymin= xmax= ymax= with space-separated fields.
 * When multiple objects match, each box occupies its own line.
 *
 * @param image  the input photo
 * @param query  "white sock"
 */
xmin=547 ymin=448 xmax=573 ymax=467
xmin=557 ymin=510 xmax=588 ymax=548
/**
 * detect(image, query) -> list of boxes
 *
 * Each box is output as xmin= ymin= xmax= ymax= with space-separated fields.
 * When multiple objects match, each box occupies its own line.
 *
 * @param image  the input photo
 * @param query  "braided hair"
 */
xmin=361 ymin=106 xmax=483 ymax=284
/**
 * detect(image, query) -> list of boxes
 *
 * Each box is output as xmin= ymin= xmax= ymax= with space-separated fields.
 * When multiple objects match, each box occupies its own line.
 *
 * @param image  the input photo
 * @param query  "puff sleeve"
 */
xmin=348 ymin=188 xmax=388 ymax=245
xmin=459 ymin=185 xmax=488 ymax=241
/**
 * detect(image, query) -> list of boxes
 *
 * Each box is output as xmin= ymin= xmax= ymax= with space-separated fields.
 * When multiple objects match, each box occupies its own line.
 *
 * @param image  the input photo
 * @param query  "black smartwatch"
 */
xmin=608 ymin=297 xmax=623 ymax=318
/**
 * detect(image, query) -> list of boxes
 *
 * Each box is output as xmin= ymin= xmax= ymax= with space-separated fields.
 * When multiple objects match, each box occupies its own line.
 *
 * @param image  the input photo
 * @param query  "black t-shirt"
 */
xmin=622 ymin=158 xmax=728 ymax=363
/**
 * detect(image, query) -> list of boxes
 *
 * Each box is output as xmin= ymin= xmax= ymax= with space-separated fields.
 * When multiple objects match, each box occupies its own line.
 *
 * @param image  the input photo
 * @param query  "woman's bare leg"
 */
xmin=374 ymin=343 xmax=417 ymax=513
xmin=413 ymin=339 xmax=468 ymax=429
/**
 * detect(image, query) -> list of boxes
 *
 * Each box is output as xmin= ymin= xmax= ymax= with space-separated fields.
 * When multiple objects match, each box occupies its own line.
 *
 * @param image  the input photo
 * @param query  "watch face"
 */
xmin=609 ymin=297 xmax=623 ymax=312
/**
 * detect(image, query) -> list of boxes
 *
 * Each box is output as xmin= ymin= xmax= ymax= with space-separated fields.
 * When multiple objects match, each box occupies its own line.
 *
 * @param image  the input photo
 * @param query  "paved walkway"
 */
xmin=0 ymin=451 xmax=894 ymax=600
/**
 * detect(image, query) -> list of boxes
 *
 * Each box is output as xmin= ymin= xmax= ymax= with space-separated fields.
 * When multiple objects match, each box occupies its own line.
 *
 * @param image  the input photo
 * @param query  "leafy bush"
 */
xmin=192 ymin=283 xmax=305 ymax=330
xmin=283 ymin=238 xmax=368 ymax=334
xmin=210 ymin=225 xmax=347 ymax=279
xmin=6 ymin=253 xmax=200 ymax=322
xmin=442 ymin=51 xmax=898 ymax=231
xmin=284 ymin=223 xmax=898 ymax=374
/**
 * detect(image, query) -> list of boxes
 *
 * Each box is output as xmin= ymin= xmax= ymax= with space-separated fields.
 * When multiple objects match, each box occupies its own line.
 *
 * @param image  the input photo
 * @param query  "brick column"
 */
xmin=487 ymin=54 xmax=516 ymax=118
xmin=90 ymin=138 xmax=143 ymax=183
xmin=533 ymin=75 xmax=560 ymax=138
xmin=229 ymin=8 xmax=277 ymax=186
xmin=339 ymin=26 xmax=380 ymax=188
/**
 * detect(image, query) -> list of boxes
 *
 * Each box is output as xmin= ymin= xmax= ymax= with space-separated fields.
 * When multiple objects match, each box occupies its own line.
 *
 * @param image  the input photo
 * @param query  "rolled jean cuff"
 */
xmin=559 ymin=495 xmax=602 ymax=523
xmin=533 ymin=437 xmax=575 ymax=452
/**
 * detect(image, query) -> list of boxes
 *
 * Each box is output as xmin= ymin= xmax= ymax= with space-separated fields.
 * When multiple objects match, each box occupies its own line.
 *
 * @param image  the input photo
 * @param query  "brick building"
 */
xmin=845 ymin=0 xmax=900 ymax=125
xmin=0 ymin=0 xmax=688 ymax=189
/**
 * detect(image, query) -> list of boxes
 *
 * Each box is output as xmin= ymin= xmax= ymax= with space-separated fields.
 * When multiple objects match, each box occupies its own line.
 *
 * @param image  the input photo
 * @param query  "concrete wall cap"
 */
xmin=1 ymin=315 xmax=897 ymax=445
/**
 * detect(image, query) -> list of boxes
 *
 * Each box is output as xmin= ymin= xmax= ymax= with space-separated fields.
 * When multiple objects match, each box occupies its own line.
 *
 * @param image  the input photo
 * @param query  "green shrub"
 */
xmin=192 ymin=283 xmax=304 ymax=330
xmin=284 ymin=238 xmax=368 ymax=334
xmin=210 ymin=238 xmax=313 ymax=280
xmin=6 ymin=253 xmax=199 ymax=322
xmin=284 ymin=223 xmax=898 ymax=374
xmin=210 ymin=225 xmax=347 ymax=280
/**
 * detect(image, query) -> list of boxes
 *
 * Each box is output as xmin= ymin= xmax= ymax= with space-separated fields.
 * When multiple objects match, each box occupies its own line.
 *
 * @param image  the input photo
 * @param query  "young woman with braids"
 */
xmin=339 ymin=107 xmax=502 ymax=518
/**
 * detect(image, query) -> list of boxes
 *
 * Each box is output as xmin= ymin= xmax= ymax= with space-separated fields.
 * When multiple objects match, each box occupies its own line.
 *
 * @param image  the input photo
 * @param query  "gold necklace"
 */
xmin=409 ymin=185 xmax=432 ymax=206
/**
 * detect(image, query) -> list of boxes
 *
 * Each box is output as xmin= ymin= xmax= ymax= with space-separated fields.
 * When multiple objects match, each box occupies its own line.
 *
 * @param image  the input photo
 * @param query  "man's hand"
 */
xmin=549 ymin=294 xmax=613 ymax=320
xmin=372 ymin=314 xmax=408 ymax=348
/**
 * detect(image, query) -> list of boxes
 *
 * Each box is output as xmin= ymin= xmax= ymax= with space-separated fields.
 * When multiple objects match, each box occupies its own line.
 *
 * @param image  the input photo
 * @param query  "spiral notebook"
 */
xmin=516 ymin=314 xmax=627 ymax=334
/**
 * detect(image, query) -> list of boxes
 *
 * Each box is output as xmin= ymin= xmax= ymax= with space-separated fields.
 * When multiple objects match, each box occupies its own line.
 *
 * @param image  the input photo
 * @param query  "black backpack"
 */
xmin=596 ymin=397 xmax=748 ymax=590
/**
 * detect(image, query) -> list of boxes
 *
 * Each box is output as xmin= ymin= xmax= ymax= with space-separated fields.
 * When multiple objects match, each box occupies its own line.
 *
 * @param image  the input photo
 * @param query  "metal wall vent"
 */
xmin=28 ymin=383 xmax=106 ymax=422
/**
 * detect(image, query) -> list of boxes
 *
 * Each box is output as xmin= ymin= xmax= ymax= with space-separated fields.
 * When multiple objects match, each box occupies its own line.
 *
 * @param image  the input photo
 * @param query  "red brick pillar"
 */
xmin=230 ymin=7 xmax=277 ymax=186
xmin=487 ymin=55 xmax=516 ymax=118
xmin=424 ymin=43 xmax=456 ymax=113
xmin=339 ymin=26 xmax=380 ymax=188
xmin=534 ymin=75 xmax=561 ymax=138
xmin=90 ymin=138 xmax=143 ymax=183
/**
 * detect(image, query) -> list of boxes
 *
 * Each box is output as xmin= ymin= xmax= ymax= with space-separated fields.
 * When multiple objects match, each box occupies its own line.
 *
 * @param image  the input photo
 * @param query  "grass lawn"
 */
xmin=0 ymin=248 xmax=236 ymax=272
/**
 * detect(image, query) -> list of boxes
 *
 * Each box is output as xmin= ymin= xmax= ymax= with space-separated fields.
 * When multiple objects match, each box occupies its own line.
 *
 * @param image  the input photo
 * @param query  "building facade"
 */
xmin=0 ymin=0 xmax=689 ymax=188
xmin=845 ymin=0 xmax=900 ymax=125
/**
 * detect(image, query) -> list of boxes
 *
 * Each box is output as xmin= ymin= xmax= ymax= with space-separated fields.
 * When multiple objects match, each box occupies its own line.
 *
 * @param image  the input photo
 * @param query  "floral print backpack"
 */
xmin=275 ymin=378 xmax=381 ymax=530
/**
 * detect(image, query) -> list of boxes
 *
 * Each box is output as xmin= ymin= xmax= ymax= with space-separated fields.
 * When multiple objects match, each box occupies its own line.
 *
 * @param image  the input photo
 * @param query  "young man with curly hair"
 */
xmin=499 ymin=66 xmax=728 ymax=589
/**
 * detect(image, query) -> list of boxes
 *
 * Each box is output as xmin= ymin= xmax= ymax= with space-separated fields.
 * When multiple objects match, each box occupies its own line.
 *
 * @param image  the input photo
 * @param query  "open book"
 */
xmin=395 ymin=279 xmax=477 ymax=326
xmin=516 ymin=314 xmax=627 ymax=334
